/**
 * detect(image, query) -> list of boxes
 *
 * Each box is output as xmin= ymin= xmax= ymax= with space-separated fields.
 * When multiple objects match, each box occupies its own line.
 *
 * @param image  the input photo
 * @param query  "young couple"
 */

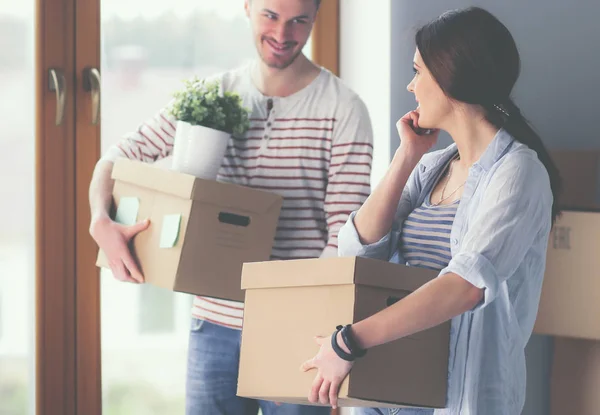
xmin=90 ymin=2 xmax=559 ymax=414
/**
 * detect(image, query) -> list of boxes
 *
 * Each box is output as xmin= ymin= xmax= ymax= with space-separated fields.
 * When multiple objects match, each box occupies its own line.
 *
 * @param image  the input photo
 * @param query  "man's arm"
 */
xmin=88 ymin=104 xmax=177 ymax=282
xmin=89 ymin=159 xmax=115 ymax=223
xmin=321 ymin=96 xmax=374 ymax=258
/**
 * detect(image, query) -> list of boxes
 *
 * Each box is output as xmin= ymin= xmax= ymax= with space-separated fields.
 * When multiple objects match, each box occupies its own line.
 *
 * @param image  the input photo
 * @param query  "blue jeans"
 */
xmin=186 ymin=318 xmax=331 ymax=415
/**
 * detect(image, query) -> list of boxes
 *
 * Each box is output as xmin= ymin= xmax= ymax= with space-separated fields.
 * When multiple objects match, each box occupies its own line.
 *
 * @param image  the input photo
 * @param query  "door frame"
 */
xmin=313 ymin=0 xmax=340 ymax=77
xmin=74 ymin=0 xmax=102 ymax=413
xmin=35 ymin=0 xmax=77 ymax=412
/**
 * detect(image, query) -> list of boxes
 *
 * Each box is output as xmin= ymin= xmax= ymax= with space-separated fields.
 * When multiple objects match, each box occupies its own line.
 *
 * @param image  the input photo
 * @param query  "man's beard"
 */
xmin=259 ymin=42 xmax=303 ymax=70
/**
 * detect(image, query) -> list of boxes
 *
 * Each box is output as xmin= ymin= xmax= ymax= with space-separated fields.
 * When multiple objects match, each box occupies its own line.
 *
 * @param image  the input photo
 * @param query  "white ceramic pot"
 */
xmin=171 ymin=120 xmax=231 ymax=179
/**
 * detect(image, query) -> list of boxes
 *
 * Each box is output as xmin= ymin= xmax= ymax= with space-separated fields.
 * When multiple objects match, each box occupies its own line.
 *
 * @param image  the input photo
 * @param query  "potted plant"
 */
xmin=169 ymin=77 xmax=250 ymax=179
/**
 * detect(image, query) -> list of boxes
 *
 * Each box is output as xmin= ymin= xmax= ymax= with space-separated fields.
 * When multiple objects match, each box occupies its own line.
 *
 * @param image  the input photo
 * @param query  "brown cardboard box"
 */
xmin=237 ymin=257 xmax=450 ymax=409
xmin=534 ymin=211 xmax=600 ymax=340
xmin=551 ymin=150 xmax=600 ymax=210
xmin=550 ymin=338 xmax=600 ymax=415
xmin=96 ymin=158 xmax=283 ymax=301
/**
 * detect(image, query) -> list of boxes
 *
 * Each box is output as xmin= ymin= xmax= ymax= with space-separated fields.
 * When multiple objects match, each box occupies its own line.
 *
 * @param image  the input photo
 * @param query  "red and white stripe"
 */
xmin=102 ymin=68 xmax=373 ymax=330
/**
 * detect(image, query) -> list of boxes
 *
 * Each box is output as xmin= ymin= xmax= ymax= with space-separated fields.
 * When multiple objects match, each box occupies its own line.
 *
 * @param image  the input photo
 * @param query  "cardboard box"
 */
xmin=237 ymin=257 xmax=450 ymax=409
xmin=96 ymin=158 xmax=283 ymax=301
xmin=550 ymin=338 xmax=600 ymax=415
xmin=551 ymin=150 xmax=600 ymax=210
xmin=534 ymin=211 xmax=600 ymax=340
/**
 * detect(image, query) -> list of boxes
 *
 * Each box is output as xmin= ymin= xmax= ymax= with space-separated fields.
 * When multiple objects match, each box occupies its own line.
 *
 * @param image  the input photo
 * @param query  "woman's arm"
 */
xmin=352 ymin=150 xmax=420 ymax=244
xmin=353 ymin=112 xmax=438 ymax=244
xmin=352 ymin=272 xmax=482 ymax=349
xmin=301 ymin=272 xmax=482 ymax=408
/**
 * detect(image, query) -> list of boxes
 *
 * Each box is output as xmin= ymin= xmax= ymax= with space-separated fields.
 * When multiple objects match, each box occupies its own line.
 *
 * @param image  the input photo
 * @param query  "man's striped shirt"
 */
xmin=102 ymin=64 xmax=374 ymax=329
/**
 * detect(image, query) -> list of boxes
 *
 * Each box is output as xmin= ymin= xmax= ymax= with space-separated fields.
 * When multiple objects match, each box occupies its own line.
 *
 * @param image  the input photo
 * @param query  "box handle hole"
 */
xmin=218 ymin=212 xmax=251 ymax=227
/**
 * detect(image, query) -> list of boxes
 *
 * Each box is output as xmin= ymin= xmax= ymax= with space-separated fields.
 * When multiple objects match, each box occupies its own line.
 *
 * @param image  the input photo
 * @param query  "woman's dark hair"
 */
xmin=416 ymin=7 xmax=561 ymax=223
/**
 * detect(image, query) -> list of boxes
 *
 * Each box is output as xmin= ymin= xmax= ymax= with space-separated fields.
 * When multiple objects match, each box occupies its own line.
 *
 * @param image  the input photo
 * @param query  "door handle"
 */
xmin=48 ymin=68 xmax=66 ymax=126
xmin=83 ymin=67 xmax=101 ymax=125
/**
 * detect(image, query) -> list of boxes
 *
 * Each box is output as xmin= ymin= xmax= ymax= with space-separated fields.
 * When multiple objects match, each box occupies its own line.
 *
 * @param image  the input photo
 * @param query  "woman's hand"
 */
xmin=396 ymin=110 xmax=440 ymax=161
xmin=300 ymin=333 xmax=354 ymax=409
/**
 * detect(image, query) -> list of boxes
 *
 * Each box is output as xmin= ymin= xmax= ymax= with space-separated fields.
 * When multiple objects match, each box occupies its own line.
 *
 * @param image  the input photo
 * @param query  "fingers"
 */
xmin=309 ymin=374 xmax=324 ymax=404
xmin=112 ymin=219 xmax=147 ymax=283
xmin=122 ymin=218 xmax=150 ymax=239
xmin=398 ymin=111 xmax=422 ymax=138
xmin=319 ymin=380 xmax=331 ymax=405
xmin=301 ymin=336 xmax=326 ymax=372
xmin=314 ymin=335 xmax=325 ymax=346
xmin=400 ymin=110 xmax=415 ymax=122
xmin=109 ymin=261 xmax=137 ymax=283
xmin=122 ymin=255 xmax=144 ymax=283
xmin=300 ymin=357 xmax=316 ymax=372
xmin=398 ymin=112 xmax=414 ymax=130
xmin=109 ymin=261 xmax=126 ymax=281
xmin=329 ymin=378 xmax=341 ymax=409
xmin=409 ymin=111 xmax=420 ymax=129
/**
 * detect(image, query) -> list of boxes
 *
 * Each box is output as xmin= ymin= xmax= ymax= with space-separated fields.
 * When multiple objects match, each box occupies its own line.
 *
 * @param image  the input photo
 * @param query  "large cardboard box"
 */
xmin=550 ymin=338 xmax=600 ymax=415
xmin=237 ymin=257 xmax=450 ymax=409
xmin=551 ymin=150 xmax=600 ymax=210
xmin=96 ymin=158 xmax=283 ymax=301
xmin=534 ymin=211 xmax=600 ymax=340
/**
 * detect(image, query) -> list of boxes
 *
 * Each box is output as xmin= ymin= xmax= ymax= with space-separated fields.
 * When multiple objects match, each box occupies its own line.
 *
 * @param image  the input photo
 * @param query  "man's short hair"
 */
xmin=250 ymin=0 xmax=321 ymax=10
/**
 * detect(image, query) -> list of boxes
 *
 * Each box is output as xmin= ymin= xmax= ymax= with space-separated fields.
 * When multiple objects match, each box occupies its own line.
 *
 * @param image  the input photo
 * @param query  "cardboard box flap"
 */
xmin=242 ymin=257 xmax=357 ymax=289
xmin=241 ymin=257 xmax=438 ymax=291
xmin=190 ymin=180 xmax=283 ymax=214
xmin=112 ymin=159 xmax=283 ymax=213
xmin=112 ymin=158 xmax=197 ymax=200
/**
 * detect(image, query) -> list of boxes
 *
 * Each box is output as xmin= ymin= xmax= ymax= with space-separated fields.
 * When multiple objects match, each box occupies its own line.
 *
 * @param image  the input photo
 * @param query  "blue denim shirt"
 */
xmin=339 ymin=129 xmax=553 ymax=415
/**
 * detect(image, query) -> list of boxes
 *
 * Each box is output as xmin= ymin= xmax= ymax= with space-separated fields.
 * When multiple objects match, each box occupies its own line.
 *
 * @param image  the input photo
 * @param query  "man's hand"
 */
xmin=90 ymin=215 xmax=150 ymax=283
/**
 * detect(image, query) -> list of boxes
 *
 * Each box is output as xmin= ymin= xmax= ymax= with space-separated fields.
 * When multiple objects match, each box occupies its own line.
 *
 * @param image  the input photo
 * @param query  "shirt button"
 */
xmin=267 ymin=122 xmax=272 ymax=127
xmin=452 ymin=238 xmax=459 ymax=245
xmin=264 ymin=135 xmax=269 ymax=139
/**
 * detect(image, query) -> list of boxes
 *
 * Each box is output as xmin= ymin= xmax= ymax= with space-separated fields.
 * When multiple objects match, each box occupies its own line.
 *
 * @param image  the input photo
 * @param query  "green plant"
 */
xmin=170 ymin=78 xmax=250 ymax=137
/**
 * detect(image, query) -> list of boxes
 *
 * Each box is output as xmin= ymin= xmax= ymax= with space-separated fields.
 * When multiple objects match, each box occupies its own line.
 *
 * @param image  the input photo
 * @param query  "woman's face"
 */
xmin=406 ymin=48 xmax=453 ymax=129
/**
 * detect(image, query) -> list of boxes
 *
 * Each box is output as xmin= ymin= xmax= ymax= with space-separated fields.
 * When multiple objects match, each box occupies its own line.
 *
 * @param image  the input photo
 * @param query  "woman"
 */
xmin=300 ymin=7 xmax=560 ymax=415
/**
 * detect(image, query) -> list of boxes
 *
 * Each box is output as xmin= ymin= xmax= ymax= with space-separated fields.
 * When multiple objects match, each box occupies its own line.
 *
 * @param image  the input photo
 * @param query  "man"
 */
xmin=89 ymin=0 xmax=373 ymax=413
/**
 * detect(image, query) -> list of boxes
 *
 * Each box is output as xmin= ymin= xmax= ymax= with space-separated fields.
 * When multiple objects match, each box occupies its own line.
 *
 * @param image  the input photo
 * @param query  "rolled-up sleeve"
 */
xmin=439 ymin=153 xmax=553 ymax=309
xmin=337 ymin=211 xmax=397 ymax=259
xmin=338 ymin=164 xmax=422 ymax=260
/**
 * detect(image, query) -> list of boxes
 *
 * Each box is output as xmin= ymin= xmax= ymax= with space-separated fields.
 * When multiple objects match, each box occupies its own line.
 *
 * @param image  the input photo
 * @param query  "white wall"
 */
xmin=339 ymin=4 xmax=393 ymax=414
xmin=340 ymin=0 xmax=392 ymax=189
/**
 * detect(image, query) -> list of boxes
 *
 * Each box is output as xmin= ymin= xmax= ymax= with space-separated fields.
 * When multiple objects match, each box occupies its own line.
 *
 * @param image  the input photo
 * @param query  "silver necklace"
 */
xmin=432 ymin=155 xmax=466 ymax=206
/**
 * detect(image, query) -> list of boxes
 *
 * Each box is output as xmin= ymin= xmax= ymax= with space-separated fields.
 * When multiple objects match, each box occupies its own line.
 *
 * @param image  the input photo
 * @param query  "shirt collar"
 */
xmin=420 ymin=128 xmax=515 ymax=174
xmin=475 ymin=128 xmax=515 ymax=172
xmin=245 ymin=62 xmax=327 ymax=116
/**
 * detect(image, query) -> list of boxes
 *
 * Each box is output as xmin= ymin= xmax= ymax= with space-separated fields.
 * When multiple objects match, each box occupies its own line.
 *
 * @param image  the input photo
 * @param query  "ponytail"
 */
xmin=485 ymin=99 xmax=562 ymax=224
